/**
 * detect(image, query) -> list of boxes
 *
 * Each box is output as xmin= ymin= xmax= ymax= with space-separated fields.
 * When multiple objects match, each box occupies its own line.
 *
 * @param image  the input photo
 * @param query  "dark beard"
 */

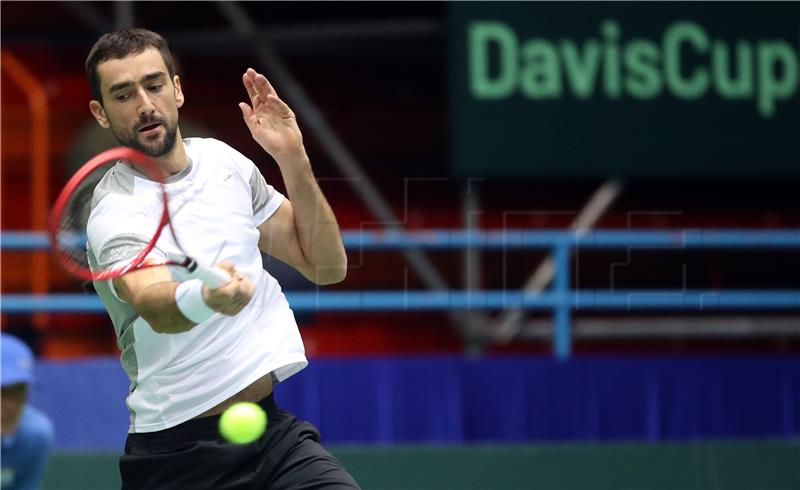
xmin=112 ymin=120 xmax=178 ymax=158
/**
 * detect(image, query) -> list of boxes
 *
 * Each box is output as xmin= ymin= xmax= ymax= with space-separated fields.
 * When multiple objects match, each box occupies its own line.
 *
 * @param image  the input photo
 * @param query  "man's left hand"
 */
xmin=239 ymin=68 xmax=305 ymax=164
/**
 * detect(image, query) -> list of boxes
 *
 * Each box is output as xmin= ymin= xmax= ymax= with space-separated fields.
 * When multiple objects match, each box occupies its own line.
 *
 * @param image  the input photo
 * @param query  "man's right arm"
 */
xmin=114 ymin=262 xmax=254 ymax=334
xmin=89 ymin=199 xmax=254 ymax=334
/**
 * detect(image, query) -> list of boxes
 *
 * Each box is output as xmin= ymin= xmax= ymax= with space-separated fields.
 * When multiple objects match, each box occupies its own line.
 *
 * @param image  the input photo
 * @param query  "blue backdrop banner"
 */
xmin=28 ymin=356 xmax=799 ymax=450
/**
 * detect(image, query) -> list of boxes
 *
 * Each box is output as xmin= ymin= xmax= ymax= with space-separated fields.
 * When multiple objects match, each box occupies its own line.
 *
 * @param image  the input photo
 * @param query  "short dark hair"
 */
xmin=85 ymin=28 xmax=176 ymax=103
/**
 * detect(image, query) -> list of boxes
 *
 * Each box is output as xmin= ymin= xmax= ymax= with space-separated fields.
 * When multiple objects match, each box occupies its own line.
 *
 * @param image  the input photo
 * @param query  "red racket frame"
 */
xmin=49 ymin=147 xmax=170 ymax=282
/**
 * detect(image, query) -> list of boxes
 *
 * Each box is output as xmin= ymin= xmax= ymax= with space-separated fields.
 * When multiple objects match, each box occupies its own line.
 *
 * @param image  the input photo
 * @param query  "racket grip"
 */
xmin=189 ymin=261 xmax=231 ymax=288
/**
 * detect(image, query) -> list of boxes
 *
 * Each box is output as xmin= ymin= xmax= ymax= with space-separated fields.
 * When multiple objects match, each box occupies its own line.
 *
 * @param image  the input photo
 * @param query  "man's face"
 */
xmin=1 ymin=383 xmax=28 ymax=436
xmin=91 ymin=48 xmax=184 ymax=158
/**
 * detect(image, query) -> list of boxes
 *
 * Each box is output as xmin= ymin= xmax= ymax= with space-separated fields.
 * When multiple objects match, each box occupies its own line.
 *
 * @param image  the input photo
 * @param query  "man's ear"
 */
xmin=89 ymin=100 xmax=110 ymax=129
xmin=174 ymin=75 xmax=184 ymax=108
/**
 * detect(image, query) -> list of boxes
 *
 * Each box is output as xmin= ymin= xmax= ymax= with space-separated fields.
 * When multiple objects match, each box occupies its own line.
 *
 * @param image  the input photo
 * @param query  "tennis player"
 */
xmin=83 ymin=28 xmax=356 ymax=489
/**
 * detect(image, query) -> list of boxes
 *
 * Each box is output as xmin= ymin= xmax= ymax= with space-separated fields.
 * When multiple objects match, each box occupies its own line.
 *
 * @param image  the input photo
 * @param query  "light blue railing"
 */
xmin=2 ymin=229 xmax=799 ymax=359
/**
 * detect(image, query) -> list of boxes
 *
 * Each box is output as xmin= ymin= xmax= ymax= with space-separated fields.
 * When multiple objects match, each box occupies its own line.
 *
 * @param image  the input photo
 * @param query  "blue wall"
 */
xmin=29 ymin=356 xmax=800 ymax=450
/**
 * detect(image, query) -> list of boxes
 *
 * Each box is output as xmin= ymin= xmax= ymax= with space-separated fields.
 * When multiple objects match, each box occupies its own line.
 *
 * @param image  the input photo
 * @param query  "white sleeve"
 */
xmin=212 ymin=139 xmax=285 ymax=225
xmin=86 ymin=196 xmax=167 ymax=300
xmin=249 ymin=166 xmax=285 ymax=225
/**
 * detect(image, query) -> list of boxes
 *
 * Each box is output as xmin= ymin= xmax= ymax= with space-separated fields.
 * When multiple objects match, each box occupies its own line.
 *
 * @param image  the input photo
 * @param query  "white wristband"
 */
xmin=175 ymin=279 xmax=216 ymax=324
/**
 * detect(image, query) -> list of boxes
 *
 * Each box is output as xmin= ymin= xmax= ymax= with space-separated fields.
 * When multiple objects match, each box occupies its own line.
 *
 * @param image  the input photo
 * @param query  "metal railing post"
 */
xmin=553 ymin=239 xmax=572 ymax=360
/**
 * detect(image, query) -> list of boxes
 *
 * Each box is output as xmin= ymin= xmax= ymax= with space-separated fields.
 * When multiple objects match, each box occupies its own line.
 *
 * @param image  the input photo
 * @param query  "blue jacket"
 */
xmin=1 ymin=405 xmax=54 ymax=490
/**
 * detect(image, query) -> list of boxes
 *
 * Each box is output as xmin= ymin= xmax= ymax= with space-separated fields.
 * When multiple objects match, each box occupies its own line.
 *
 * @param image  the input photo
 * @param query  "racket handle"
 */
xmin=187 ymin=260 xmax=231 ymax=288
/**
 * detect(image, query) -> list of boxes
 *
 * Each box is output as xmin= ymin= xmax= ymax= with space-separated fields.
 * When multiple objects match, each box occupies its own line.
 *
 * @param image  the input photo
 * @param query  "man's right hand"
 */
xmin=202 ymin=262 xmax=255 ymax=315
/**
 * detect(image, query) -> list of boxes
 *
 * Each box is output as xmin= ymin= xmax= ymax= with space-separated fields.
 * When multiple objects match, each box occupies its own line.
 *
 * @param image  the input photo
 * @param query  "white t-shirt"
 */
xmin=86 ymin=137 xmax=307 ymax=433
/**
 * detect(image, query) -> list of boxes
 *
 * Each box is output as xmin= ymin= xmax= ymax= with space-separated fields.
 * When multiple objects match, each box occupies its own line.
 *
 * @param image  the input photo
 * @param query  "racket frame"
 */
xmin=49 ymin=147 xmax=170 ymax=282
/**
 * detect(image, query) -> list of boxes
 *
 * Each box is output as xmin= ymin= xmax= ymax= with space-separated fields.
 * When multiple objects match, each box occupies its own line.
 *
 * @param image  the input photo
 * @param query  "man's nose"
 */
xmin=138 ymin=90 xmax=156 ymax=118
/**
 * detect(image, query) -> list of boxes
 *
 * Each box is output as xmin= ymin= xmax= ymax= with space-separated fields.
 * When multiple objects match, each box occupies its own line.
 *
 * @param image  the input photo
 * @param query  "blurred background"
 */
xmin=1 ymin=2 xmax=799 ymax=489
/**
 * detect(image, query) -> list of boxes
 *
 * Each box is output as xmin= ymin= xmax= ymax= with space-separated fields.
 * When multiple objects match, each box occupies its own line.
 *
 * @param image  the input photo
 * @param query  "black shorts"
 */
xmin=120 ymin=394 xmax=360 ymax=490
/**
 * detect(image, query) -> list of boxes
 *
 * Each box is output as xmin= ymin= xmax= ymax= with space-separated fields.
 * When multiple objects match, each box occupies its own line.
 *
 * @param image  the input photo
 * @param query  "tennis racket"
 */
xmin=49 ymin=146 xmax=230 ymax=288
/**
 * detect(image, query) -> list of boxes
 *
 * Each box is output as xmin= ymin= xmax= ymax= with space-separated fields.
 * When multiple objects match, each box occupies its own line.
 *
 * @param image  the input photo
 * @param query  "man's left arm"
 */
xmin=257 ymin=155 xmax=346 ymax=285
xmin=239 ymin=68 xmax=347 ymax=285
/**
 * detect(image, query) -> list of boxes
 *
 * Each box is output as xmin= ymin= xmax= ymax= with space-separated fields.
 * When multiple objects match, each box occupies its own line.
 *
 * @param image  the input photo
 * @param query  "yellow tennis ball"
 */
xmin=219 ymin=402 xmax=268 ymax=444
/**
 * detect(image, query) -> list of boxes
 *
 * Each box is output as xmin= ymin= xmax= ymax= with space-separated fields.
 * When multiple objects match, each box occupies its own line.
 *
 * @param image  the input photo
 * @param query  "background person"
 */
xmin=1 ymin=333 xmax=54 ymax=490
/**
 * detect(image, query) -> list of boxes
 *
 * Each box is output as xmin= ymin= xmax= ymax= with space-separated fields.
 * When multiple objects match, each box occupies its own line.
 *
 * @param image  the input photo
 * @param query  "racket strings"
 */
xmin=54 ymin=163 xmax=114 ymax=272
